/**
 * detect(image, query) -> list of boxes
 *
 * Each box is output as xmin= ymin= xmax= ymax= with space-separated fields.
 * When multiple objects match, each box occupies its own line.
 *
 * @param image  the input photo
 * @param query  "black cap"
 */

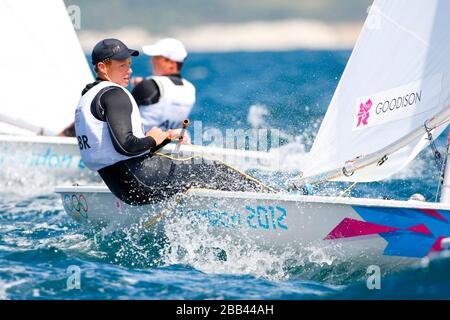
xmin=91 ymin=38 xmax=139 ymax=65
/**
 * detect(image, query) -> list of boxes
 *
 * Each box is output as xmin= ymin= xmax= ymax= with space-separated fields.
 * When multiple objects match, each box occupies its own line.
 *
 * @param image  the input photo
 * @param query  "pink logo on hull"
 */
xmin=356 ymin=99 xmax=372 ymax=127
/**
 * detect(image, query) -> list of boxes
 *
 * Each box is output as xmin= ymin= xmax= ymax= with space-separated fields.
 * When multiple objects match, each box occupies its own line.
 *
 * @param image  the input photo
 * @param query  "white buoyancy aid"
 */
xmin=75 ymin=81 xmax=148 ymax=171
xmin=139 ymin=76 xmax=196 ymax=131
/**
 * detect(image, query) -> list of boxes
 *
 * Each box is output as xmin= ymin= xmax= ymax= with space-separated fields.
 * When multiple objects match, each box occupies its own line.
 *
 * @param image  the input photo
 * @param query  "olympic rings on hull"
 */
xmin=63 ymin=194 xmax=88 ymax=219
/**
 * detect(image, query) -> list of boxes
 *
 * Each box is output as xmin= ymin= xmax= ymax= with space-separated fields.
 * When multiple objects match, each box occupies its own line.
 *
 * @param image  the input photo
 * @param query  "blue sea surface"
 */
xmin=1 ymin=50 xmax=450 ymax=300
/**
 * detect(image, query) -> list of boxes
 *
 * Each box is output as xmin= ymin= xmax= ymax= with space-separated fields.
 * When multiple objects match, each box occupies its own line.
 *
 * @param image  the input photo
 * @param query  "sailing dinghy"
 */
xmin=0 ymin=0 xmax=97 ymax=189
xmin=0 ymin=0 xmax=273 ymax=192
xmin=56 ymin=0 xmax=450 ymax=266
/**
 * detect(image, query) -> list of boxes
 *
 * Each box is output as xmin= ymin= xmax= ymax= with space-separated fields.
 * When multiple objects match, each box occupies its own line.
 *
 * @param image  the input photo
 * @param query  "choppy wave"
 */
xmin=2 ymin=50 xmax=450 ymax=299
xmin=2 ymin=189 xmax=450 ymax=299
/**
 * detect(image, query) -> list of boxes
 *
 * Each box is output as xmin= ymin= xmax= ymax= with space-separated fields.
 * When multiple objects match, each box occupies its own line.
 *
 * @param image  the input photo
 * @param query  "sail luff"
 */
xmin=290 ymin=103 xmax=450 ymax=189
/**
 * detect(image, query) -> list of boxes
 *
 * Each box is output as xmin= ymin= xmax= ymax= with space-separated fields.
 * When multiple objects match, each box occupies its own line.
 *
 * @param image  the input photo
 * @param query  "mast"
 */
xmin=440 ymin=132 xmax=450 ymax=203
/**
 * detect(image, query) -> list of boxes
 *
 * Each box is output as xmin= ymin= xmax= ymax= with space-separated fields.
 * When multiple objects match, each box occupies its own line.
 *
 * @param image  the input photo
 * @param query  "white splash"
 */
xmin=247 ymin=103 xmax=270 ymax=129
xmin=159 ymin=212 xmax=310 ymax=280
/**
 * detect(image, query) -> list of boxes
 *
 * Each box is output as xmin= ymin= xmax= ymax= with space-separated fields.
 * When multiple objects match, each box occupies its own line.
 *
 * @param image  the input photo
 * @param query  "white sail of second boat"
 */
xmin=0 ymin=0 xmax=93 ymax=135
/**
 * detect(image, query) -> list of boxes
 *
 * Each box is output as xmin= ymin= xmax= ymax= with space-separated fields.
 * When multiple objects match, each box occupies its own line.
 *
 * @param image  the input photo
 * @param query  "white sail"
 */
xmin=303 ymin=0 xmax=450 ymax=182
xmin=0 ymin=0 xmax=93 ymax=135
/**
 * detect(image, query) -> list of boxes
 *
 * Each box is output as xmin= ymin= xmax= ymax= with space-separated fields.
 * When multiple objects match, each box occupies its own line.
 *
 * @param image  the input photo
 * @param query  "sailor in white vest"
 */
xmin=75 ymin=39 xmax=271 ymax=205
xmin=131 ymin=38 xmax=196 ymax=133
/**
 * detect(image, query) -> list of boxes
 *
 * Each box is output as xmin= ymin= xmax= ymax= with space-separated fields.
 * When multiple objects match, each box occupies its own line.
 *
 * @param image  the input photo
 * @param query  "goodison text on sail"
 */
xmin=375 ymin=91 xmax=422 ymax=114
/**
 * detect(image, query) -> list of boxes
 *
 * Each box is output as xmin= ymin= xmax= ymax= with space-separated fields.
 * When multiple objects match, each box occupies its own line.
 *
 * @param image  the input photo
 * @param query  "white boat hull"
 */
xmin=1 ymin=134 xmax=274 ymax=193
xmin=55 ymin=186 xmax=450 ymax=266
xmin=0 ymin=135 xmax=99 ymax=193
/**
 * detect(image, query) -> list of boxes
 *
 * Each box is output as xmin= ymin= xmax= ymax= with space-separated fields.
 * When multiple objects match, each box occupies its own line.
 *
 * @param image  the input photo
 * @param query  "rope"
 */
xmin=143 ymin=192 xmax=186 ymax=229
xmin=154 ymin=148 xmax=278 ymax=193
xmin=423 ymin=123 xmax=446 ymax=202
xmin=435 ymin=159 xmax=446 ymax=203
xmin=434 ymin=142 xmax=447 ymax=202
xmin=338 ymin=181 xmax=359 ymax=197
xmin=143 ymin=147 xmax=278 ymax=229
xmin=424 ymin=123 xmax=443 ymax=171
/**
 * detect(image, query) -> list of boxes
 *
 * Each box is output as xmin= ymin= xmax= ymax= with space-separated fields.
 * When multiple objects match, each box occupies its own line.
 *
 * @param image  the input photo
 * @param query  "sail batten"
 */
xmin=303 ymin=0 xmax=450 ymax=183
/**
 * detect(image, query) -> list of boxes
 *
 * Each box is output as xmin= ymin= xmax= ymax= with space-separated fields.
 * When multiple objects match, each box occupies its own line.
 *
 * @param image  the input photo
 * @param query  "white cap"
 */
xmin=142 ymin=38 xmax=188 ymax=62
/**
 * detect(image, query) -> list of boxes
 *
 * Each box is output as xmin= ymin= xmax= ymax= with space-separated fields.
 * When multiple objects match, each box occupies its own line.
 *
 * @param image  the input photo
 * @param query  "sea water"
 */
xmin=1 ymin=50 xmax=449 ymax=300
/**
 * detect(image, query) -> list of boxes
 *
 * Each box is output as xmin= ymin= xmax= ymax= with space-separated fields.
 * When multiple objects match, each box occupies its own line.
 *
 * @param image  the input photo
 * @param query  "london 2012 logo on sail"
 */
xmin=356 ymin=99 xmax=372 ymax=127
xmin=351 ymin=74 xmax=441 ymax=131
xmin=355 ymin=91 xmax=421 ymax=129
